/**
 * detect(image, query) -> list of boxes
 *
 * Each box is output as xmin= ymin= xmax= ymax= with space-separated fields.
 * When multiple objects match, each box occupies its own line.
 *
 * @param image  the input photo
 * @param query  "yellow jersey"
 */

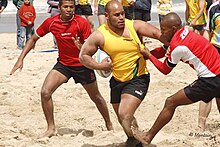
xmin=186 ymin=0 xmax=206 ymax=25
xmin=98 ymin=19 xmax=148 ymax=82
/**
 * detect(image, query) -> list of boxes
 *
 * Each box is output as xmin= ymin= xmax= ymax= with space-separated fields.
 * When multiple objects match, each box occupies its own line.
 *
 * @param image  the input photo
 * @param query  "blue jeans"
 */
xmin=16 ymin=10 xmax=21 ymax=46
xmin=18 ymin=26 xmax=34 ymax=49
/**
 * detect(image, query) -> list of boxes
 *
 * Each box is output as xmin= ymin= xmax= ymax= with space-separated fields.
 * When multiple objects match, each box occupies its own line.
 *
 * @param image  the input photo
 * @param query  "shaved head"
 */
xmin=160 ymin=13 xmax=183 ymax=43
xmin=161 ymin=12 xmax=182 ymax=29
xmin=105 ymin=0 xmax=121 ymax=13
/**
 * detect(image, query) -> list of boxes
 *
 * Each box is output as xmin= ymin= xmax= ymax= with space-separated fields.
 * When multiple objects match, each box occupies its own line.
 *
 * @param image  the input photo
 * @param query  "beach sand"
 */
xmin=1 ymin=32 xmax=220 ymax=147
xmin=1 ymin=1 xmax=220 ymax=147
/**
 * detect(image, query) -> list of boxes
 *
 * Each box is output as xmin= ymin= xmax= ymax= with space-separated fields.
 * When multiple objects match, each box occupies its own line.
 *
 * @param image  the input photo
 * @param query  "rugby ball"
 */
xmin=93 ymin=49 xmax=111 ymax=78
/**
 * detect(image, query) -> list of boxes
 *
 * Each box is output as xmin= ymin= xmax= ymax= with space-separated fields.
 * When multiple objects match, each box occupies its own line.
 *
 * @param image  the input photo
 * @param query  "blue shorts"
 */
xmin=53 ymin=62 xmax=96 ymax=85
xmin=184 ymin=75 xmax=220 ymax=103
xmin=110 ymin=74 xmax=150 ymax=104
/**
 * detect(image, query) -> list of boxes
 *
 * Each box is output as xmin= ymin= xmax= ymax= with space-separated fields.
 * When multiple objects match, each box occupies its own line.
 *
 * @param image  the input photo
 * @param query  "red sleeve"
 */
xmin=149 ymin=55 xmax=173 ymax=75
xmin=36 ymin=18 xmax=51 ymax=37
xmin=150 ymin=46 xmax=166 ymax=59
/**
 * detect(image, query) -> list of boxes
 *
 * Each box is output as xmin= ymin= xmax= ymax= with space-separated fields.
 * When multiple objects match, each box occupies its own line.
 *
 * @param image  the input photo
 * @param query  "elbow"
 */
xmin=162 ymin=71 xmax=169 ymax=75
xmin=79 ymin=54 xmax=84 ymax=64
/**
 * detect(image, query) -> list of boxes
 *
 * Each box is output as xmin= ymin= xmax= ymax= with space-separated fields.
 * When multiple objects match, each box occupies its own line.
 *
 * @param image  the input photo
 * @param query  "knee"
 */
xmin=90 ymin=92 xmax=103 ymax=102
xmin=118 ymin=111 xmax=132 ymax=122
xmin=41 ymin=87 xmax=52 ymax=100
xmin=164 ymin=97 xmax=177 ymax=110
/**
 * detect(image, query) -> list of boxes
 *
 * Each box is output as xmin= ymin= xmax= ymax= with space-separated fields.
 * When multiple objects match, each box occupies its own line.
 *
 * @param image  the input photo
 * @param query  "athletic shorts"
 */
xmin=98 ymin=4 xmax=105 ymax=15
xmin=110 ymin=74 xmax=150 ymax=104
xmin=75 ymin=4 xmax=93 ymax=15
xmin=184 ymin=75 xmax=220 ymax=103
xmin=193 ymin=25 xmax=204 ymax=31
xmin=53 ymin=62 xmax=96 ymax=85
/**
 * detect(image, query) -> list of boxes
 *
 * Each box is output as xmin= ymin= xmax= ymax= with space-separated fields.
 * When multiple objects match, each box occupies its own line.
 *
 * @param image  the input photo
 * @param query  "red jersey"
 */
xmin=36 ymin=15 xmax=91 ymax=67
xmin=168 ymin=27 xmax=220 ymax=77
xmin=19 ymin=3 xmax=36 ymax=26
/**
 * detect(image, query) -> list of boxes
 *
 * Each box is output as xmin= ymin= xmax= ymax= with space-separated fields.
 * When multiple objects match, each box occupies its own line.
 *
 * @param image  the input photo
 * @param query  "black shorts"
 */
xmin=75 ymin=4 xmax=93 ymax=15
xmin=53 ymin=62 xmax=96 ymax=85
xmin=193 ymin=25 xmax=205 ymax=31
xmin=98 ymin=4 xmax=105 ymax=15
xmin=184 ymin=75 xmax=220 ymax=103
xmin=110 ymin=74 xmax=150 ymax=104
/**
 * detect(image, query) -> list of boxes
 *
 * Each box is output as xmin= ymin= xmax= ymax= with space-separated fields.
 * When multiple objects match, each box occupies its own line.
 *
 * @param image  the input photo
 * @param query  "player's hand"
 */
xmin=100 ymin=57 xmax=112 ymax=71
xmin=72 ymin=35 xmax=82 ymax=50
xmin=10 ymin=59 xmax=24 ymax=75
xmin=140 ymin=47 xmax=151 ymax=60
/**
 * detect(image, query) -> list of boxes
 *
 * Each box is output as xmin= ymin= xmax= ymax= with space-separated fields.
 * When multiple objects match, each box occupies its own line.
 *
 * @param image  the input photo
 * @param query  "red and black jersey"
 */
xmin=36 ymin=14 xmax=91 ymax=67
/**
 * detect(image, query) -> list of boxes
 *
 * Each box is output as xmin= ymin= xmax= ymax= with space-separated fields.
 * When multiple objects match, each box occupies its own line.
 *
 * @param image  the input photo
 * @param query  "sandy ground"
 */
xmin=0 ymin=31 xmax=220 ymax=147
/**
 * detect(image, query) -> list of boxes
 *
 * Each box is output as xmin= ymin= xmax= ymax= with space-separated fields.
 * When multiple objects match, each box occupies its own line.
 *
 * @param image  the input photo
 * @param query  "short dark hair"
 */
xmin=59 ymin=0 xmax=75 ymax=7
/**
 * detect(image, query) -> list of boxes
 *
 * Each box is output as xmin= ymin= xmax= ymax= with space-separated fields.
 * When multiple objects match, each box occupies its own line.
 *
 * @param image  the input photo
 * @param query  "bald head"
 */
xmin=105 ymin=0 xmax=121 ymax=13
xmin=161 ymin=12 xmax=182 ymax=29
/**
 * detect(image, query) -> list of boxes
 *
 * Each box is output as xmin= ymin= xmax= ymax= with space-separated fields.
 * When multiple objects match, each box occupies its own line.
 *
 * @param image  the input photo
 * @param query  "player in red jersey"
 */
xmin=10 ymin=0 xmax=112 ymax=138
xmin=132 ymin=12 xmax=220 ymax=145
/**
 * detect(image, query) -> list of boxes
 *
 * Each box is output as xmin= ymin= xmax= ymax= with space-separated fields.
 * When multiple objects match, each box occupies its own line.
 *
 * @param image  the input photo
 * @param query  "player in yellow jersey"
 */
xmin=94 ymin=0 xmax=111 ymax=25
xmin=75 ymin=0 xmax=95 ymax=31
xmin=79 ymin=0 xmax=167 ymax=146
xmin=185 ymin=0 xmax=207 ymax=35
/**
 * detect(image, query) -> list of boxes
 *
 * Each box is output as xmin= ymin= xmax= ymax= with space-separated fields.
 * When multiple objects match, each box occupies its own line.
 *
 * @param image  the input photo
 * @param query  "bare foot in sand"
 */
xmin=38 ymin=129 xmax=57 ymax=139
xmin=132 ymin=128 xmax=151 ymax=145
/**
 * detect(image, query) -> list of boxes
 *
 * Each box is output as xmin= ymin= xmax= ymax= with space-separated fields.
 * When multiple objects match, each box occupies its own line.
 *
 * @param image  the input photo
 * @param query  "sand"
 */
xmin=1 ymin=1 xmax=220 ymax=147
xmin=1 ymin=32 xmax=220 ymax=147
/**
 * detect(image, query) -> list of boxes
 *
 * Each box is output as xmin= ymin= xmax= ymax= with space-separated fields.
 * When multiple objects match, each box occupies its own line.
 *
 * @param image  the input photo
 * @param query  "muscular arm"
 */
xmin=134 ymin=20 xmax=169 ymax=46
xmin=79 ymin=31 xmax=112 ymax=71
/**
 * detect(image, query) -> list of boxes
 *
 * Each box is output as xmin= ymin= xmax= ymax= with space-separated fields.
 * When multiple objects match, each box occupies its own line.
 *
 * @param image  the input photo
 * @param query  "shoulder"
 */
xmin=74 ymin=15 xmax=88 ymax=23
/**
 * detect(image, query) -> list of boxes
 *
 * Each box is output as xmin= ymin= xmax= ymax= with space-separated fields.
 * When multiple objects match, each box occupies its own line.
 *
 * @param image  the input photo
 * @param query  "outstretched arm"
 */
xmin=140 ymin=48 xmax=173 ymax=75
xmin=10 ymin=34 xmax=39 ymax=75
xmin=79 ymin=31 xmax=112 ymax=71
xmin=134 ymin=20 xmax=169 ymax=46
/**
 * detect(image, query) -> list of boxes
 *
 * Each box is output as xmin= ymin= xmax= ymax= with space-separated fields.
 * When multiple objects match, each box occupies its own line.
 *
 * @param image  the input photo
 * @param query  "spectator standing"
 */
xmin=134 ymin=0 xmax=151 ymax=22
xmin=18 ymin=0 xmax=36 ymax=50
xmin=13 ymin=0 xmax=34 ymax=49
xmin=185 ymin=0 xmax=207 ymax=35
xmin=134 ymin=0 xmax=152 ymax=44
xmin=75 ymin=0 xmax=95 ymax=31
xmin=121 ymin=0 xmax=135 ymax=20
xmin=94 ymin=0 xmax=111 ymax=25
xmin=197 ymin=0 xmax=220 ymax=133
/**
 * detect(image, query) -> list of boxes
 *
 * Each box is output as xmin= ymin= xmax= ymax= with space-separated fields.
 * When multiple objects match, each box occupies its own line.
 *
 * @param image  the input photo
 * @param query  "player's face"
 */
xmin=60 ymin=1 xmax=75 ymax=21
xmin=160 ymin=21 xmax=174 ymax=43
xmin=106 ymin=4 xmax=125 ymax=29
